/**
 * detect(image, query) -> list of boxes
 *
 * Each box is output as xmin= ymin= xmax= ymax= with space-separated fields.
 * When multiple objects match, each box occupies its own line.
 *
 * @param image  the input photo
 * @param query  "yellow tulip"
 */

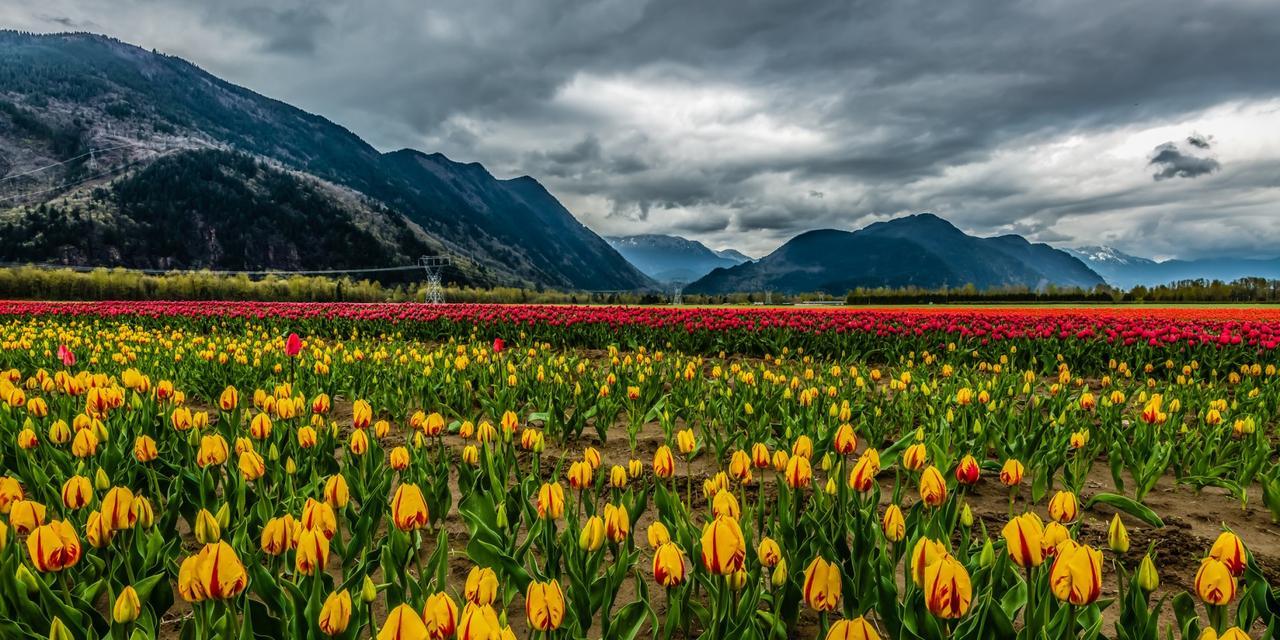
xmin=1209 ymin=531 xmax=1246 ymax=576
xmin=653 ymin=542 xmax=687 ymax=587
xmin=1108 ymin=515 xmax=1130 ymax=553
xmin=826 ymin=616 xmax=881 ymax=640
xmin=802 ymin=556 xmax=842 ymax=612
xmin=101 ymin=486 xmax=136 ymax=531
xmin=324 ymin=475 xmax=350 ymax=509
xmin=833 ymin=423 xmax=858 ymax=455
xmin=676 ymin=429 xmax=696 ymax=454
xmin=535 ymin=482 xmax=565 ymax=520
xmin=391 ymin=483 xmax=430 ymax=531
xmin=1047 ymin=491 xmax=1079 ymax=523
xmin=758 ymin=536 xmax=783 ymax=567
xmin=112 ymin=586 xmax=141 ymax=624
xmin=910 ymin=538 xmax=948 ymax=586
xmin=647 ymin=521 xmax=671 ymax=548
xmin=296 ymin=527 xmax=331 ymax=575
xmin=26 ymin=520 xmax=80 ymax=572
xmin=465 ymin=566 xmax=498 ymax=606
xmin=1194 ymin=557 xmax=1237 ymax=605
xmin=378 ymin=604 xmax=430 ymax=640
xmin=700 ymin=515 xmax=746 ymax=575
xmin=923 ymin=554 xmax=972 ymax=619
xmin=712 ymin=489 xmax=740 ymax=519
xmin=653 ymin=445 xmax=676 ymax=478
xmin=133 ymin=435 xmax=158 ymax=462
xmin=902 ymin=443 xmax=928 ymax=471
xmin=1137 ymin=554 xmax=1159 ymax=592
xmin=10 ymin=499 xmax=46 ymax=534
xmin=881 ymin=504 xmax=906 ymax=543
xmin=525 ymin=579 xmax=565 ymax=631
xmin=219 ymin=385 xmax=239 ymax=411
xmin=197 ymin=434 xmax=229 ymax=467
xmin=603 ymin=503 xmax=630 ymax=543
xmin=999 ymin=459 xmax=1024 ymax=486
xmin=261 ymin=515 xmax=300 ymax=555
xmin=458 ymin=603 xmax=500 ymax=640
xmin=60 ymin=476 xmax=93 ymax=510
xmin=317 ymin=590 xmax=352 ymax=636
xmin=785 ymin=455 xmax=812 ymax=489
xmin=918 ymin=466 xmax=947 ymax=507
xmin=579 ymin=516 xmax=605 ymax=552
xmin=424 ymin=592 xmax=459 ymax=638
xmin=1001 ymin=513 xmax=1045 ymax=568
xmin=1049 ymin=542 xmax=1103 ymax=605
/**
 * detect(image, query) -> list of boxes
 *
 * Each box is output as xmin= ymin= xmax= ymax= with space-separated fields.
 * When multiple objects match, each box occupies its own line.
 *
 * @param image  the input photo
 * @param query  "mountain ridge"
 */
xmin=688 ymin=214 xmax=1105 ymax=294
xmin=0 ymin=30 xmax=653 ymax=290
xmin=605 ymin=234 xmax=750 ymax=283
xmin=1064 ymin=245 xmax=1280 ymax=288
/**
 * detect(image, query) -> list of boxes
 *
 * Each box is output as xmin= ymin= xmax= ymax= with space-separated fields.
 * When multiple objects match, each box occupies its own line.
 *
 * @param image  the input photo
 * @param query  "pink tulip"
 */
xmin=285 ymin=333 xmax=303 ymax=357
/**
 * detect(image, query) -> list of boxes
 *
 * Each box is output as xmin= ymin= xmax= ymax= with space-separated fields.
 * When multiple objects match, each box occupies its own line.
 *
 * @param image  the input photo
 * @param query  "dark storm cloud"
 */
xmin=1149 ymin=142 xmax=1221 ymax=181
xmin=7 ymin=0 xmax=1280 ymax=258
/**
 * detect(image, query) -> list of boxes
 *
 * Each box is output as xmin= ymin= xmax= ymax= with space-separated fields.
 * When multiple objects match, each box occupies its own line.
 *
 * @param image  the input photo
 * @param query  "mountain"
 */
xmin=0 ymin=31 xmax=652 ymax=290
xmin=714 ymin=248 xmax=753 ymax=263
xmin=687 ymin=213 xmax=1105 ymax=294
xmin=1065 ymin=246 xmax=1280 ymax=288
xmin=606 ymin=234 xmax=750 ymax=283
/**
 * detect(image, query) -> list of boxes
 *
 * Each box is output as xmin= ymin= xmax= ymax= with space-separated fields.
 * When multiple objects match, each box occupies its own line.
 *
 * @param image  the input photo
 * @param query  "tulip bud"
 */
xmin=132 ymin=497 xmax=155 ymax=529
xmin=1137 ymin=554 xmax=1159 ymax=592
xmin=49 ymin=617 xmax=74 ymax=640
xmin=194 ymin=509 xmax=220 ymax=544
xmin=361 ymin=576 xmax=378 ymax=603
xmin=1108 ymin=515 xmax=1130 ymax=553
xmin=286 ymin=457 xmax=297 ymax=475
xmin=579 ymin=516 xmax=605 ymax=552
xmin=94 ymin=468 xmax=111 ymax=491
xmin=979 ymin=538 xmax=995 ymax=567
xmin=960 ymin=502 xmax=974 ymax=528
xmin=16 ymin=565 xmax=38 ymax=592
xmin=215 ymin=503 xmax=230 ymax=529
xmin=113 ymin=586 xmax=142 ymax=624
xmin=772 ymin=557 xmax=788 ymax=587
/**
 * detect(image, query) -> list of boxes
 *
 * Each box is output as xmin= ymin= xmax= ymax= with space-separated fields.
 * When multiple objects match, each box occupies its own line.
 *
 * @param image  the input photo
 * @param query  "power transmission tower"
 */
xmin=419 ymin=256 xmax=451 ymax=304
xmin=671 ymin=281 xmax=684 ymax=305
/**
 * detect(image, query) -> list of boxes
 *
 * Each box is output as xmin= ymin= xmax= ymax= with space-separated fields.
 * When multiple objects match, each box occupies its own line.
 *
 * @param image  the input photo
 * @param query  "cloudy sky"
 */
xmin=7 ymin=0 xmax=1280 ymax=259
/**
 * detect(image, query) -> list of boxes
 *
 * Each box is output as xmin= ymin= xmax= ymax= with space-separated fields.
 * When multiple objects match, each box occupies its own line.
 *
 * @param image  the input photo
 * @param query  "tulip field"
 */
xmin=2 ymin=301 xmax=1280 ymax=640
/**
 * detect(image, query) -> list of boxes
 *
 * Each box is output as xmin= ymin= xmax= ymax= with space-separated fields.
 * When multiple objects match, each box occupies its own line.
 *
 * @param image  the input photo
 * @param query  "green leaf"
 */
xmin=1085 ymin=492 xmax=1164 ymax=527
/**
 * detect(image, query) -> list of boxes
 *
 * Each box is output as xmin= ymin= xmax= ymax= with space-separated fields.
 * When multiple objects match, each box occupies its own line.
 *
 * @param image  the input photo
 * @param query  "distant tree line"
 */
xmin=0 ymin=266 xmax=1278 ymax=305
xmin=838 ymin=279 xmax=1280 ymax=304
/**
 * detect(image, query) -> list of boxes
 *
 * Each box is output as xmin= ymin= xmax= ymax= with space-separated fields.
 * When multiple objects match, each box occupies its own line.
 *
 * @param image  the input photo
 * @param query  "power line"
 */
xmin=0 ymin=149 xmax=179 ymax=203
xmin=0 ymin=261 xmax=431 ymax=277
xmin=0 ymin=144 xmax=147 ymax=183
